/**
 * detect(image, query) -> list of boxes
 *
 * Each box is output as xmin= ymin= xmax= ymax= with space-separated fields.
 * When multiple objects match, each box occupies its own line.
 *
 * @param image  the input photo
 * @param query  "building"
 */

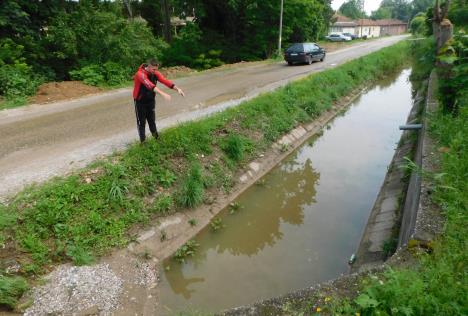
xmin=355 ymin=19 xmax=381 ymax=38
xmin=329 ymin=14 xmax=357 ymax=34
xmin=328 ymin=14 xmax=407 ymax=38
xmin=378 ymin=19 xmax=408 ymax=36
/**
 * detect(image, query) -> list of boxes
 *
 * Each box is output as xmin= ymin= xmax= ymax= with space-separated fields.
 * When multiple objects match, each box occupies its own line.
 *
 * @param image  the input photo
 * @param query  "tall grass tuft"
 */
xmin=0 ymin=276 xmax=29 ymax=309
xmin=222 ymin=134 xmax=245 ymax=162
xmin=177 ymin=163 xmax=205 ymax=208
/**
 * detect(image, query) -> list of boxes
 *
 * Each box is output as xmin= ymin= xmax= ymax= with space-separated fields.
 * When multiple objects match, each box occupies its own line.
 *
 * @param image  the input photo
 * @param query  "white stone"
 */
xmin=249 ymin=162 xmax=261 ymax=173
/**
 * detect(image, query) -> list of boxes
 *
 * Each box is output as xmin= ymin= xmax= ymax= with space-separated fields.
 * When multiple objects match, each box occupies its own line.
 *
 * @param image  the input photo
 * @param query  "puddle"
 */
xmin=157 ymin=69 xmax=414 ymax=313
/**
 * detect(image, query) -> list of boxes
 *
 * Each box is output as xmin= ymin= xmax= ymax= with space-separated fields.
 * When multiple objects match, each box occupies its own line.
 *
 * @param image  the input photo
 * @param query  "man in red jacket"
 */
xmin=133 ymin=58 xmax=185 ymax=142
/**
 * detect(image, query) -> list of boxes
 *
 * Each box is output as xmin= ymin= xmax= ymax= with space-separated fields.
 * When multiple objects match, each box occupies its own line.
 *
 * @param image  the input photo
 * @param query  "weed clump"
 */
xmin=173 ymin=240 xmax=199 ymax=263
xmin=177 ymin=163 xmax=205 ymax=208
xmin=0 ymin=276 xmax=29 ymax=309
xmin=222 ymin=134 xmax=245 ymax=161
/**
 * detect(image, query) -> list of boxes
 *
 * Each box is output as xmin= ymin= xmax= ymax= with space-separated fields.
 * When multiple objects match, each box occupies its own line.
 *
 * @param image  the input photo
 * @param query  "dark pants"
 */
xmin=134 ymin=100 xmax=158 ymax=142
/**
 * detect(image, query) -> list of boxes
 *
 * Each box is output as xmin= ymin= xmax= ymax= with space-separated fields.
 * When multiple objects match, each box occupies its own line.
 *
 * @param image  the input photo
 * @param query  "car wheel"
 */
xmin=307 ymin=57 xmax=312 ymax=65
xmin=320 ymin=54 xmax=325 ymax=62
xmin=287 ymin=61 xmax=293 ymax=66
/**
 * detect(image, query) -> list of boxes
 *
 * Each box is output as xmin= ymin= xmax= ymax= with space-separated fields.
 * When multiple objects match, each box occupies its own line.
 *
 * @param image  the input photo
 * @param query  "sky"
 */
xmin=331 ymin=0 xmax=383 ymax=15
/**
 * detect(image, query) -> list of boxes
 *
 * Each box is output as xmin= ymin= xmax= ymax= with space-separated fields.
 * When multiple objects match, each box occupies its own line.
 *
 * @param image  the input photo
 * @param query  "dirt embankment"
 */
xmin=29 ymin=66 xmax=193 ymax=105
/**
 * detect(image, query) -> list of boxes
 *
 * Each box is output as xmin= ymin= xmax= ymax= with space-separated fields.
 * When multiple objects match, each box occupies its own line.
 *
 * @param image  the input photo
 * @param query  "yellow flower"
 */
xmin=325 ymin=297 xmax=331 ymax=302
xmin=355 ymin=313 xmax=361 ymax=316
xmin=316 ymin=307 xmax=321 ymax=312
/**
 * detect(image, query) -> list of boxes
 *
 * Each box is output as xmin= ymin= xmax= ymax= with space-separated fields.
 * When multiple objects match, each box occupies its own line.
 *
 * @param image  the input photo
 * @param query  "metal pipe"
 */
xmin=399 ymin=124 xmax=423 ymax=130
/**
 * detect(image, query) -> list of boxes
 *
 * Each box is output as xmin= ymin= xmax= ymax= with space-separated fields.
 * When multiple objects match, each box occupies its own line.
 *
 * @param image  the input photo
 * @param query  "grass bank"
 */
xmin=0 ymin=41 xmax=409 ymax=309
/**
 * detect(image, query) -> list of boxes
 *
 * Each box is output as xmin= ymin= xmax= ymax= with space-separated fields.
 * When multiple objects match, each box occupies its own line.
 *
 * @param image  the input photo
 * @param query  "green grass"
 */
xmin=0 ymin=41 xmax=410 ymax=300
xmin=0 ymin=97 xmax=28 ymax=111
xmin=0 ymin=276 xmax=29 ymax=309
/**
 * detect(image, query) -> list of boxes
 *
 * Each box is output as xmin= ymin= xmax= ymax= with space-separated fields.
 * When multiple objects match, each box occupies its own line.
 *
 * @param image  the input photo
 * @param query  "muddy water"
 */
xmin=158 ymin=69 xmax=413 ymax=313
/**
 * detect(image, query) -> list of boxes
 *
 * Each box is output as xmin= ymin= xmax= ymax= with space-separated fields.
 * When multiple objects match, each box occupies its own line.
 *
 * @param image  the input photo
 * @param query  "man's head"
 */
xmin=146 ymin=58 xmax=160 ymax=72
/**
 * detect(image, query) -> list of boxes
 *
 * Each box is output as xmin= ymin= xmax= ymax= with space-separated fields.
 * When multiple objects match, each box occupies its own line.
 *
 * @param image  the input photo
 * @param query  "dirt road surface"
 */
xmin=0 ymin=35 xmax=408 ymax=200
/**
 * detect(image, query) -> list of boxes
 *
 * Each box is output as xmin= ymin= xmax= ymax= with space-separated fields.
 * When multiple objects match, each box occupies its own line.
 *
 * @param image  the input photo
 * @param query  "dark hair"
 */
xmin=147 ymin=58 xmax=160 ymax=66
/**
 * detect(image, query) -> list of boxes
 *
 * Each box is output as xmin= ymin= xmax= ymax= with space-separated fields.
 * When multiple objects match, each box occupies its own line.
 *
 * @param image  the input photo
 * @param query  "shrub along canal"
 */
xmin=155 ymin=68 xmax=414 ymax=314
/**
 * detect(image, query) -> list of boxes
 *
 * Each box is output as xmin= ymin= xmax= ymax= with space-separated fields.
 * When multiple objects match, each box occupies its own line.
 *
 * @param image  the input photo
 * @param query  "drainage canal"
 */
xmin=157 ymin=69 xmax=414 ymax=314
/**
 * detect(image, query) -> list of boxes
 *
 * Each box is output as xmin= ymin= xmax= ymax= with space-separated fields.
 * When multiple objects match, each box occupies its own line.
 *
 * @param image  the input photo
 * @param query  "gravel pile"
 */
xmin=133 ymin=259 xmax=158 ymax=288
xmin=25 ymin=264 xmax=123 ymax=316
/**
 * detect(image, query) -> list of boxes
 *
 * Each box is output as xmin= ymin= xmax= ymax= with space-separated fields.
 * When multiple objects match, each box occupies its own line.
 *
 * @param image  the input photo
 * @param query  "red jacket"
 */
xmin=133 ymin=64 xmax=174 ymax=100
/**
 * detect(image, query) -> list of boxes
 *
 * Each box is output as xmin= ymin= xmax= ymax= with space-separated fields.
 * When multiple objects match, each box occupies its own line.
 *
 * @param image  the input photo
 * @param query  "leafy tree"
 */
xmin=45 ymin=2 xmax=166 ymax=79
xmin=411 ymin=0 xmax=435 ymax=18
xmin=338 ymin=0 xmax=366 ymax=19
xmin=410 ymin=12 xmax=429 ymax=34
xmin=372 ymin=0 xmax=412 ymax=21
xmin=371 ymin=7 xmax=392 ymax=20
xmin=449 ymin=0 xmax=468 ymax=26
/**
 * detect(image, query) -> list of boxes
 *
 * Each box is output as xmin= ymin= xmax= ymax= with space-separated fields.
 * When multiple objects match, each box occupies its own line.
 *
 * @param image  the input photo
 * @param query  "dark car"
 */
xmin=284 ymin=43 xmax=326 ymax=66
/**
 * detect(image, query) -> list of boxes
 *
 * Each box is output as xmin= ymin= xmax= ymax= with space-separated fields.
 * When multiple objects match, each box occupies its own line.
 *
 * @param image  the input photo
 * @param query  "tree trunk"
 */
xmin=124 ymin=0 xmax=133 ymax=19
xmin=438 ymin=19 xmax=453 ymax=51
xmin=161 ymin=0 xmax=172 ymax=42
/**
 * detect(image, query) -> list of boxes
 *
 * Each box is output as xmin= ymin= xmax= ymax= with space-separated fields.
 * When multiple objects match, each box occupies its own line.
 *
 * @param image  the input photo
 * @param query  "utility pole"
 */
xmin=360 ymin=0 xmax=365 ymax=38
xmin=278 ymin=0 xmax=284 ymax=56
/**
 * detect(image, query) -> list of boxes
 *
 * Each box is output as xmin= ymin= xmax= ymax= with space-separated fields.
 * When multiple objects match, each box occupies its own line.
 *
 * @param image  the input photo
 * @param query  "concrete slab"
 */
xmin=249 ymin=162 xmax=261 ymax=173
xmin=369 ymin=220 xmax=394 ymax=232
xmin=375 ymin=211 xmax=396 ymax=223
xmin=381 ymin=196 xmax=399 ymax=213
xmin=137 ymin=229 xmax=156 ymax=242
xmin=239 ymin=174 xmax=249 ymax=183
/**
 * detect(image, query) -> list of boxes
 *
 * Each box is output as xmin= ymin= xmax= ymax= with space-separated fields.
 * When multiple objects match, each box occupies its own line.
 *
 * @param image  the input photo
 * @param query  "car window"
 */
xmin=312 ymin=44 xmax=319 ymax=51
xmin=286 ymin=44 xmax=304 ymax=53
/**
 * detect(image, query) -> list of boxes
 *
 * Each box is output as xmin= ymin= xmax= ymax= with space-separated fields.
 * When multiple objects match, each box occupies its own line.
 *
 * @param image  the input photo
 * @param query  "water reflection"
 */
xmin=164 ymin=157 xmax=320 ymax=298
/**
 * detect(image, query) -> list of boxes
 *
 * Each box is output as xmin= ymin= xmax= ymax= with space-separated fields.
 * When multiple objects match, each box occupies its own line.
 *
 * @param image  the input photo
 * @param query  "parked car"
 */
xmin=326 ymin=33 xmax=352 ymax=42
xmin=284 ymin=43 xmax=326 ymax=66
xmin=343 ymin=32 xmax=358 ymax=40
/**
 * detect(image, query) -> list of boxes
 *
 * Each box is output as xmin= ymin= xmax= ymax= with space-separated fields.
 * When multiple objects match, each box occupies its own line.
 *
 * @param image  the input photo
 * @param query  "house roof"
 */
xmin=377 ymin=19 xmax=407 ymax=26
xmin=356 ymin=19 xmax=380 ymax=26
xmin=331 ymin=14 xmax=357 ymax=27
xmin=330 ymin=14 xmax=407 ymax=28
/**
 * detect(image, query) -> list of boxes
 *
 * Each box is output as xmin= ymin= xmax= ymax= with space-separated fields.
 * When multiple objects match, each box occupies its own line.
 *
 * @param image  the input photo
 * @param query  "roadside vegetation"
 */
xmin=0 ymin=0 xmax=334 ymax=109
xmin=0 ymin=41 xmax=410 ymax=310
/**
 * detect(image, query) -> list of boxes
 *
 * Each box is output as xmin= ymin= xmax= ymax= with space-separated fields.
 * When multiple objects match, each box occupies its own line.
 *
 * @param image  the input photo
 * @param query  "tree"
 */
xmin=410 ymin=12 xmax=428 ymax=34
xmin=338 ymin=0 xmax=365 ymax=19
xmin=371 ymin=7 xmax=392 ymax=20
xmin=411 ymin=0 xmax=435 ymax=18
xmin=372 ymin=0 xmax=412 ymax=21
xmin=448 ymin=0 xmax=468 ymax=26
xmin=433 ymin=0 xmax=453 ymax=51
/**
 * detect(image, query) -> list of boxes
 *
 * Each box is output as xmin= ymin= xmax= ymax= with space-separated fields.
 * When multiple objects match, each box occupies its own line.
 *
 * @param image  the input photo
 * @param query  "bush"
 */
xmin=69 ymin=62 xmax=131 ymax=86
xmin=162 ymin=22 xmax=223 ymax=69
xmin=0 ymin=64 xmax=43 ymax=99
xmin=47 ymin=6 xmax=166 ymax=80
xmin=193 ymin=50 xmax=224 ymax=69
xmin=0 ymin=276 xmax=29 ymax=309
xmin=69 ymin=64 xmax=104 ymax=86
xmin=410 ymin=13 xmax=428 ymax=35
